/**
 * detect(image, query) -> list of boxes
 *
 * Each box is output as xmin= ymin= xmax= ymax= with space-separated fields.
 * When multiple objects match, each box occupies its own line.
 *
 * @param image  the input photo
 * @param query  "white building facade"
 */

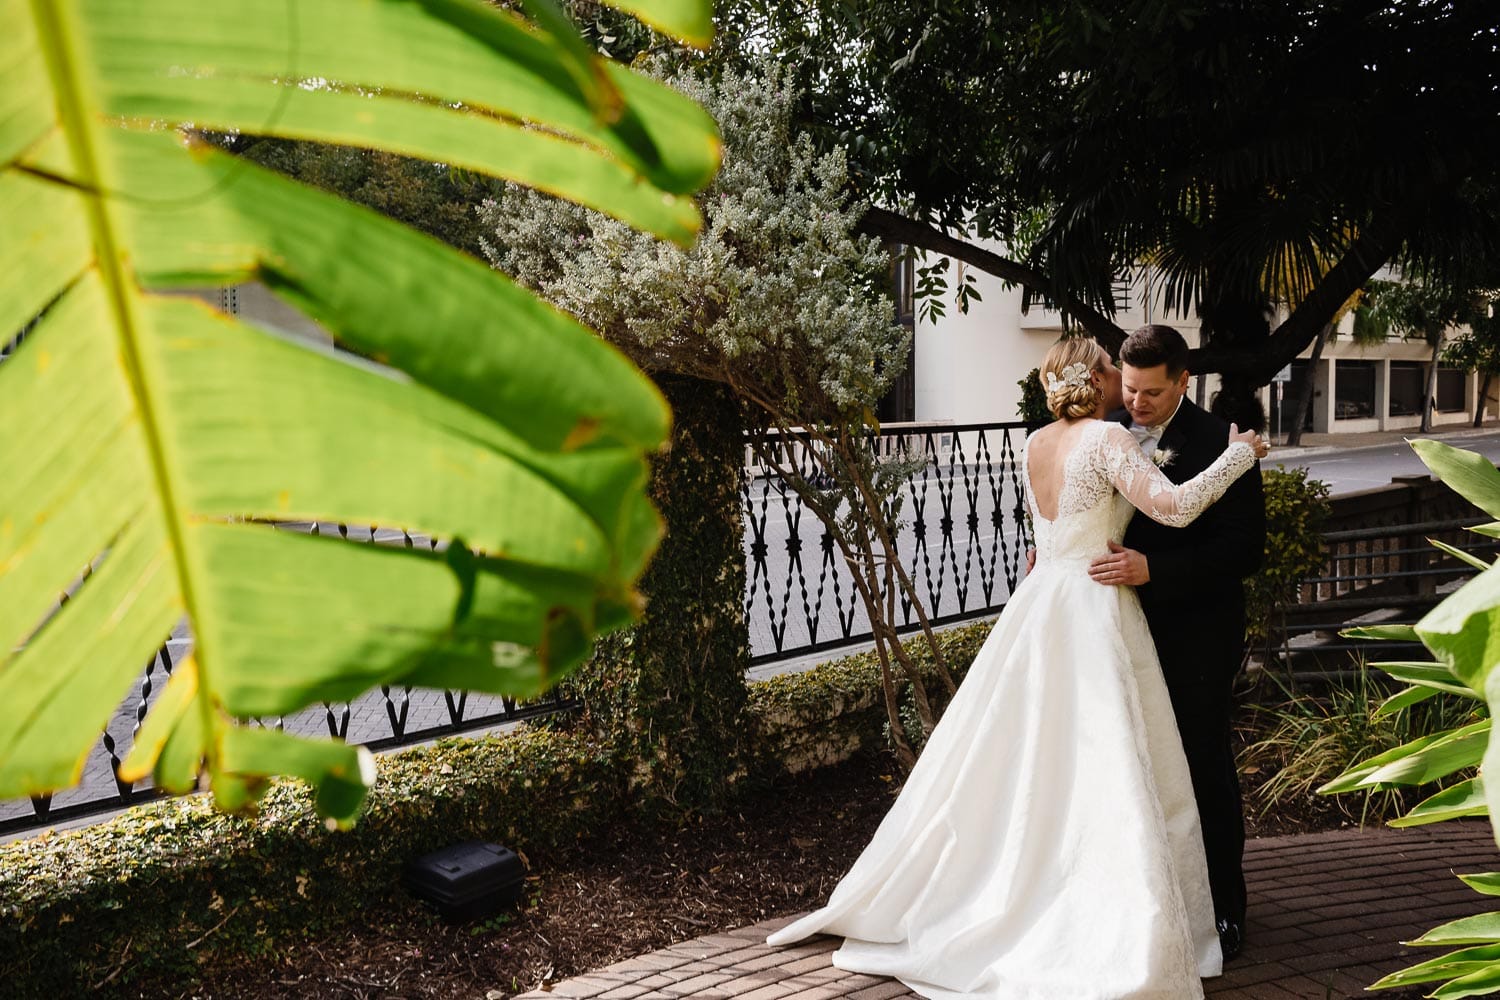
xmin=897 ymin=248 xmax=1489 ymax=436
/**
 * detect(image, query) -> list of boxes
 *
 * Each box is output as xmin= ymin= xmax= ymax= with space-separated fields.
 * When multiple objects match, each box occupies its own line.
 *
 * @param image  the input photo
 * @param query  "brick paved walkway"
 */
xmin=515 ymin=823 xmax=1499 ymax=1000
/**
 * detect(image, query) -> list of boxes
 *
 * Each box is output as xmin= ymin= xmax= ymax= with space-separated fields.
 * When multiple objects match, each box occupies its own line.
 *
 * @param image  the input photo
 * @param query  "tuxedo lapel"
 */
xmin=1155 ymin=401 xmax=1200 ymax=482
xmin=1157 ymin=403 xmax=1192 ymax=454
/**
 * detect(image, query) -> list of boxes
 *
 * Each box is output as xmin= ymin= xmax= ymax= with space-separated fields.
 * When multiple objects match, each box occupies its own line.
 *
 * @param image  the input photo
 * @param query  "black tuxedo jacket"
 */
xmin=1114 ymin=401 xmax=1266 ymax=679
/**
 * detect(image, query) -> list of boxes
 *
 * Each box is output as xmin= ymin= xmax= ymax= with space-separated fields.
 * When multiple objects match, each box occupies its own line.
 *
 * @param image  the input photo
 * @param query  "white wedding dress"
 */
xmin=768 ymin=420 xmax=1256 ymax=999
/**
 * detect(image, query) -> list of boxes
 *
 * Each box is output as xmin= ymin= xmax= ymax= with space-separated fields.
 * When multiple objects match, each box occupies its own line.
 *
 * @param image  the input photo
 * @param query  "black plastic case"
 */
xmin=402 ymin=841 xmax=527 ymax=921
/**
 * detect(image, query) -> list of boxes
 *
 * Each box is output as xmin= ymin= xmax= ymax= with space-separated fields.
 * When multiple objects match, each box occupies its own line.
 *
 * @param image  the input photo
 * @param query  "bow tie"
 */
xmin=1128 ymin=423 xmax=1157 ymax=445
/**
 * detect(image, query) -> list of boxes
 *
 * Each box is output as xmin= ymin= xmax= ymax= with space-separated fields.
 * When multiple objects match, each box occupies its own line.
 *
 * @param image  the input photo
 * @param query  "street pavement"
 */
xmin=1270 ymin=425 xmax=1500 ymax=495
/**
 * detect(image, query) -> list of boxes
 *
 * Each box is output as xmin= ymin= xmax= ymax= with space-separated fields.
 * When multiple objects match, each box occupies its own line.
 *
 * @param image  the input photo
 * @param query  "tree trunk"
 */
xmin=1285 ymin=323 xmax=1334 ymax=447
xmin=1476 ymin=371 xmax=1493 ymax=428
xmin=1208 ymin=371 xmax=1267 ymax=432
xmin=1421 ymin=333 xmax=1444 ymax=434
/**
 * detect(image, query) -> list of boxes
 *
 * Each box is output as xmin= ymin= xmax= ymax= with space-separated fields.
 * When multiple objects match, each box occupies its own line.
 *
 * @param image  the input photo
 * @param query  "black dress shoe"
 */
xmin=1216 ymin=917 xmax=1244 ymax=962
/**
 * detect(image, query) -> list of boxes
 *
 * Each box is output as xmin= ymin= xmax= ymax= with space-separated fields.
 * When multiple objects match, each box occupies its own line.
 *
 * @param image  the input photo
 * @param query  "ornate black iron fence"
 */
xmin=4 ymin=422 xmax=1036 ymax=835
xmin=742 ymin=421 xmax=1035 ymax=662
xmin=0 ymin=521 xmax=574 ymax=838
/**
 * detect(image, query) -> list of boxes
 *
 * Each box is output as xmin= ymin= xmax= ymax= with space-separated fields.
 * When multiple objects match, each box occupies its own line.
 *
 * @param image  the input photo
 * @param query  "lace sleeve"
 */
xmin=1099 ymin=424 xmax=1256 ymax=528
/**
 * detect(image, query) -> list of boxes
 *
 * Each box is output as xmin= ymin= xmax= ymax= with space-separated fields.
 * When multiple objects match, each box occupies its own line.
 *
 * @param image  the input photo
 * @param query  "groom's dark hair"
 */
xmin=1120 ymin=324 xmax=1190 ymax=377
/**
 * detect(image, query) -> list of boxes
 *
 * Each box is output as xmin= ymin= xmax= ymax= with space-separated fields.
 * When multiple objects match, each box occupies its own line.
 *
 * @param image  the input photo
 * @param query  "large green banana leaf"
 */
xmin=0 ymin=0 xmax=718 ymax=827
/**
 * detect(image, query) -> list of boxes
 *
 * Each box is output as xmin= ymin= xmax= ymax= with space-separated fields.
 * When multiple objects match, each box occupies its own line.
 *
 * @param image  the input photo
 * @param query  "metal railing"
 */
xmin=5 ymin=422 xmax=1035 ymax=834
xmin=742 ymin=421 xmax=1033 ymax=662
xmin=1272 ymin=516 xmax=1498 ymax=671
xmin=10 ymin=413 xmax=1495 ymax=834
xmin=0 ymin=521 xmax=575 ymax=838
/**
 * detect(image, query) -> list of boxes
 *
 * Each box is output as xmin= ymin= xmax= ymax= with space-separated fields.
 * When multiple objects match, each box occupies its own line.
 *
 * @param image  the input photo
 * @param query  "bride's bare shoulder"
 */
xmin=1027 ymin=422 xmax=1061 ymax=444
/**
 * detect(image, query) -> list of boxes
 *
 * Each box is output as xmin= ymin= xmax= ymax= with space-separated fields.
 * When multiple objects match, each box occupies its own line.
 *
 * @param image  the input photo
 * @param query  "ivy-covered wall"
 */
xmin=560 ymin=374 xmax=752 ymax=815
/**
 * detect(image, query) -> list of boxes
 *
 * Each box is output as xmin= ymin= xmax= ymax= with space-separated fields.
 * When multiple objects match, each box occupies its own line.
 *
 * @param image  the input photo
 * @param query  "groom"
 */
xmin=1088 ymin=324 xmax=1266 ymax=961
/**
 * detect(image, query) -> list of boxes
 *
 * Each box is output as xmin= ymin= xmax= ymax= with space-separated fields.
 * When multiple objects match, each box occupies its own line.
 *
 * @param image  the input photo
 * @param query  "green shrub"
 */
xmin=552 ymin=376 xmax=752 ymax=818
xmin=1241 ymin=669 xmax=1484 ymax=825
xmin=750 ymin=620 xmax=993 ymax=769
xmin=0 ymin=729 xmax=628 ymax=996
xmin=1017 ymin=368 xmax=1053 ymax=425
xmin=1245 ymin=466 xmax=1331 ymax=644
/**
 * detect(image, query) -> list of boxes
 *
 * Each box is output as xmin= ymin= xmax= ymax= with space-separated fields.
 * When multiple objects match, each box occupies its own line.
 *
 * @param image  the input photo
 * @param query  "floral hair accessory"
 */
xmin=1044 ymin=361 xmax=1092 ymax=394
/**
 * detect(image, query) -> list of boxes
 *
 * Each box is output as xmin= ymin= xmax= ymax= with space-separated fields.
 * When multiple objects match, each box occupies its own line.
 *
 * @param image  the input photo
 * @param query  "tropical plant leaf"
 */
xmin=1343 ymin=623 xmax=1422 ymax=642
xmin=1413 ymin=439 xmax=1500 ymax=522
xmin=1431 ymin=536 xmax=1498 ymax=572
xmin=0 ymin=0 xmax=716 ymax=827
xmin=1334 ymin=438 xmax=1500 ymax=996
xmin=1369 ymin=942 xmax=1500 ymax=989
xmin=1417 ymin=563 xmax=1500 ymax=692
xmin=1389 ymin=778 xmax=1489 ymax=828
xmin=1369 ymin=660 xmax=1478 ymax=698
xmin=1320 ymin=721 xmax=1488 ymax=793
xmin=1414 ymin=911 xmax=1500 ymax=947
xmin=1461 ymin=873 xmax=1500 ymax=898
xmin=1432 ymin=965 xmax=1500 ymax=1000
xmin=1374 ymin=684 xmax=1443 ymax=718
xmin=1470 ymin=522 xmax=1500 ymax=539
xmin=596 ymin=0 xmax=714 ymax=45
xmin=87 ymin=1 xmax=717 ymax=245
xmin=1360 ymin=721 xmax=1489 ymax=787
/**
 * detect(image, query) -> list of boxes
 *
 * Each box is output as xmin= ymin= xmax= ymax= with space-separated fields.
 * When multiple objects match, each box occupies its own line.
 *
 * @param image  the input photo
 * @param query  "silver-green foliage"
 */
xmin=480 ymin=61 xmax=910 ymax=420
xmin=1324 ymin=440 xmax=1500 ymax=995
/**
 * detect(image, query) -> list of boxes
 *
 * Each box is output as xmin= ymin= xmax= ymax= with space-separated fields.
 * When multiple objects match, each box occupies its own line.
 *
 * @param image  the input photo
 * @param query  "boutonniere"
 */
xmin=1151 ymin=448 xmax=1176 ymax=468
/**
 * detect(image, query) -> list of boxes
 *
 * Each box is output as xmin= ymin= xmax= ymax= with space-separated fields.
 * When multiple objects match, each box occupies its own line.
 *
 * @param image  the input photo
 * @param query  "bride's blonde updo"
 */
xmin=1039 ymin=338 xmax=1108 ymax=420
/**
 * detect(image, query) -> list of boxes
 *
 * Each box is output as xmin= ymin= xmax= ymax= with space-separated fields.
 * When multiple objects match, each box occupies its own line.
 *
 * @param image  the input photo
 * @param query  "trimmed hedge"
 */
xmin=1245 ymin=466 xmax=1332 ymax=644
xmin=0 ymin=621 xmax=993 ymax=997
xmin=0 ymin=730 xmax=627 ymax=996
xmin=750 ymin=621 xmax=992 ymax=771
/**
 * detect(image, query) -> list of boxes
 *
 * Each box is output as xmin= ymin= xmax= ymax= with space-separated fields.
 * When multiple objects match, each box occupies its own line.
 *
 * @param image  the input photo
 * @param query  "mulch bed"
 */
xmin=124 ymin=734 xmax=1360 ymax=1000
xmin=131 ymin=754 xmax=903 ymax=999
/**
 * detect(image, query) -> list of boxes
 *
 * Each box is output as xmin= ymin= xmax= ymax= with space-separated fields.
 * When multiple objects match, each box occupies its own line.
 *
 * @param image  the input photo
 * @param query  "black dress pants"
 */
xmin=1148 ymin=610 xmax=1247 ymax=926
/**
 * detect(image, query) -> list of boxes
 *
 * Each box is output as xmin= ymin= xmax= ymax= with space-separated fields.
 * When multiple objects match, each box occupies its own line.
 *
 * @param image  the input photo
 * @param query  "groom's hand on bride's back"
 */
xmin=1089 ymin=541 xmax=1150 ymax=586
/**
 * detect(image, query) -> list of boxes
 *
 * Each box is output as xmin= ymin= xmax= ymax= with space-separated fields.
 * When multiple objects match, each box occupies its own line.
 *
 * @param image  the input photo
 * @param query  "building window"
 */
xmin=879 ymin=247 xmax=916 ymax=423
xmin=1389 ymin=362 xmax=1425 ymax=416
xmin=1335 ymin=361 xmax=1377 ymax=420
xmin=1437 ymin=366 xmax=1466 ymax=412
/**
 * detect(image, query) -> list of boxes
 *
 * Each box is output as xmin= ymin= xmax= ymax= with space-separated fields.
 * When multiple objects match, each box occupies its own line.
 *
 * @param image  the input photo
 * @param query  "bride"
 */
xmin=767 ymin=337 xmax=1268 ymax=999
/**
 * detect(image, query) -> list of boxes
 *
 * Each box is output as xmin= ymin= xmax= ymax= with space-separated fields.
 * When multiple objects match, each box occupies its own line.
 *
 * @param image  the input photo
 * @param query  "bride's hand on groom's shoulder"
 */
xmin=1229 ymin=423 xmax=1270 ymax=459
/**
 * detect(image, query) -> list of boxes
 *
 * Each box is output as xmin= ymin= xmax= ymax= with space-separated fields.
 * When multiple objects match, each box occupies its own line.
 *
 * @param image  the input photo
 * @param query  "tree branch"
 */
xmin=1261 ymin=222 xmax=1400 ymax=379
xmin=1192 ymin=221 xmax=1399 ymax=380
xmin=857 ymin=206 xmax=1127 ymax=350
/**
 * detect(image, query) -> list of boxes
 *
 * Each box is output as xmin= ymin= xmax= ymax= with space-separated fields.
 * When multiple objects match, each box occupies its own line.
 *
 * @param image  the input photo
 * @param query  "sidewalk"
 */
xmin=1267 ymin=420 xmax=1500 ymax=462
xmin=514 ymin=822 xmax=1499 ymax=1000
